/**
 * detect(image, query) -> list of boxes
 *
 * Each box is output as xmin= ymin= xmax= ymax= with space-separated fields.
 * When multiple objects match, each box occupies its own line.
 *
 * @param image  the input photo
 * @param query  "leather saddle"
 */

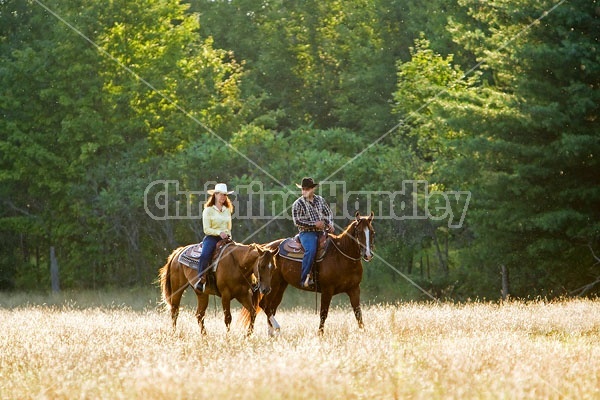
xmin=279 ymin=234 xmax=329 ymax=262
xmin=181 ymin=238 xmax=232 ymax=269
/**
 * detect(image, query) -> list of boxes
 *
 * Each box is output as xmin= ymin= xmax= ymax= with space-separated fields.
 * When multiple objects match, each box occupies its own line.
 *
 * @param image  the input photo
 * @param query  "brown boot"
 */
xmin=194 ymin=275 xmax=206 ymax=292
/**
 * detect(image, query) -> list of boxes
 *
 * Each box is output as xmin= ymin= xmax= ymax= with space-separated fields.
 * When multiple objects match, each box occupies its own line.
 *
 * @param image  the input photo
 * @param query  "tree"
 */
xmin=0 ymin=0 xmax=247 ymax=288
xmin=193 ymin=0 xmax=398 ymax=135
xmin=440 ymin=0 xmax=600 ymax=296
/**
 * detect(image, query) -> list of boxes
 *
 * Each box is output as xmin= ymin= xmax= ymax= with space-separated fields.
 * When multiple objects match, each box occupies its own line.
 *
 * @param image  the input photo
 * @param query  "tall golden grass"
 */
xmin=1 ymin=294 xmax=599 ymax=399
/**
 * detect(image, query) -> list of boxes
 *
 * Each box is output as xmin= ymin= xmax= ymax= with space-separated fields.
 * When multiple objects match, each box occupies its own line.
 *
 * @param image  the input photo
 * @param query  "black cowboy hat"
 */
xmin=296 ymin=177 xmax=319 ymax=189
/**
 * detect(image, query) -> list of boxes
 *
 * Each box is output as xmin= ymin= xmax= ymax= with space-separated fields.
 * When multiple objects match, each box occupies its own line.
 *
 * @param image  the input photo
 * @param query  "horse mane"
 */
xmin=330 ymin=219 xmax=358 ymax=241
xmin=249 ymin=243 xmax=277 ymax=253
xmin=262 ymin=239 xmax=284 ymax=254
xmin=342 ymin=220 xmax=358 ymax=235
xmin=248 ymin=243 xmax=262 ymax=251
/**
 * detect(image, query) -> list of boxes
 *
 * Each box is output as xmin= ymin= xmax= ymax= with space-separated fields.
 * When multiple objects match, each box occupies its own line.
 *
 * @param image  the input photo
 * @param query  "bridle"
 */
xmin=330 ymin=220 xmax=374 ymax=262
xmin=248 ymin=250 xmax=273 ymax=293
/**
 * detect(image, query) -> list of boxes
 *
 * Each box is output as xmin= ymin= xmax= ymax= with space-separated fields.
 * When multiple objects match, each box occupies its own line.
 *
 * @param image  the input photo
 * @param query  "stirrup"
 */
xmin=194 ymin=280 xmax=205 ymax=292
xmin=302 ymin=275 xmax=314 ymax=288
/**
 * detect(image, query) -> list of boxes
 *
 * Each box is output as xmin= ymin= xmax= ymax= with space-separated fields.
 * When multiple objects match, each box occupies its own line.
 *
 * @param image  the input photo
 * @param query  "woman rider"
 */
xmin=194 ymin=183 xmax=234 ymax=292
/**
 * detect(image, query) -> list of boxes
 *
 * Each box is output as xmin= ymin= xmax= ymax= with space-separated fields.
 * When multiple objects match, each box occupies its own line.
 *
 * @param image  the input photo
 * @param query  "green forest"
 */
xmin=1 ymin=0 xmax=598 ymax=300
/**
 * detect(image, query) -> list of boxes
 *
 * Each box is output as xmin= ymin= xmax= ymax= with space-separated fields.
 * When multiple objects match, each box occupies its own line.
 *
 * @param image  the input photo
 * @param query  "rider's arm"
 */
xmin=321 ymin=197 xmax=334 ymax=230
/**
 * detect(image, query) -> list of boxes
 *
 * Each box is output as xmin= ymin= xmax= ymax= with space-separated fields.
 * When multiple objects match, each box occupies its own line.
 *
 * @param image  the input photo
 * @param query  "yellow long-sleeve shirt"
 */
xmin=202 ymin=205 xmax=232 ymax=237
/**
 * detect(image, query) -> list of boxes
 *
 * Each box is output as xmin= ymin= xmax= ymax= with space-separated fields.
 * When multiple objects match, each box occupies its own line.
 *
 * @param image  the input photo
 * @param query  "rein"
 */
xmin=236 ymin=245 xmax=261 ymax=293
xmin=250 ymin=258 xmax=260 ymax=293
xmin=330 ymin=230 xmax=364 ymax=262
xmin=213 ymin=242 xmax=233 ymax=270
xmin=218 ymin=243 xmax=259 ymax=291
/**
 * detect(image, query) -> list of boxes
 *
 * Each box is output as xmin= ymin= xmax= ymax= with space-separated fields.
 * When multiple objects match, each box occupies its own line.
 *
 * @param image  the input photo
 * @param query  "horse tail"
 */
xmin=159 ymin=248 xmax=180 ymax=308
xmin=238 ymin=292 xmax=264 ymax=329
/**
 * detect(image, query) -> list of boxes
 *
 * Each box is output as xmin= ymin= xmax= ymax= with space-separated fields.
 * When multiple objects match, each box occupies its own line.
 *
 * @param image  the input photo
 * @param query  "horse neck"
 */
xmin=332 ymin=223 xmax=361 ymax=258
xmin=229 ymin=244 xmax=257 ymax=275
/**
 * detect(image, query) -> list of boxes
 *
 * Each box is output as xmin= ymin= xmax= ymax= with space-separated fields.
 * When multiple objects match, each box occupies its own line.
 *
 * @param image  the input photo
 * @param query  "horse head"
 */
xmin=253 ymin=245 xmax=276 ymax=295
xmin=354 ymin=211 xmax=375 ymax=262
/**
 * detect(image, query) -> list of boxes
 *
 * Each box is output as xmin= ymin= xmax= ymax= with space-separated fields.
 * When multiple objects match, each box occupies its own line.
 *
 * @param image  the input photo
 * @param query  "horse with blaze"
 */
xmin=241 ymin=211 xmax=375 ymax=334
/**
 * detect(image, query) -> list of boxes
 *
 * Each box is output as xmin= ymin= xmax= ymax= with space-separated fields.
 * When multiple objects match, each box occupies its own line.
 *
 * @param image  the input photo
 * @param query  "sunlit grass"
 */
xmin=1 ymin=294 xmax=599 ymax=399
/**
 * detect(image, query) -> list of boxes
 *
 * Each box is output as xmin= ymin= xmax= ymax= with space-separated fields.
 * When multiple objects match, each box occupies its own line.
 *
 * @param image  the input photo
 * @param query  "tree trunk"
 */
xmin=36 ymin=245 xmax=40 ymax=278
xmin=500 ymin=264 xmax=509 ymax=300
xmin=50 ymin=246 xmax=60 ymax=293
xmin=429 ymin=222 xmax=448 ymax=276
xmin=445 ymin=230 xmax=449 ymax=261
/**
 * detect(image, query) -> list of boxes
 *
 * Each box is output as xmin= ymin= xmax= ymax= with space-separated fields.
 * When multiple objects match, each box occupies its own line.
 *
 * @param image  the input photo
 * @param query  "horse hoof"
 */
xmin=268 ymin=326 xmax=281 ymax=337
xmin=268 ymin=316 xmax=281 ymax=330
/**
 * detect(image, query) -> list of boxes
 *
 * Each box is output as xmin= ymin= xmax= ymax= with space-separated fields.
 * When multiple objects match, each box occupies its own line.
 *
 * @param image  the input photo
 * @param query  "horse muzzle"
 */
xmin=260 ymin=286 xmax=272 ymax=295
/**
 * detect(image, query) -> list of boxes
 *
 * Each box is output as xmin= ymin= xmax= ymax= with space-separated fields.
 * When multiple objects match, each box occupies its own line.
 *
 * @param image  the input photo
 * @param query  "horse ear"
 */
xmin=266 ymin=248 xmax=279 ymax=258
xmin=369 ymin=211 xmax=374 ymax=221
xmin=355 ymin=210 xmax=361 ymax=221
xmin=252 ymin=243 xmax=265 ymax=253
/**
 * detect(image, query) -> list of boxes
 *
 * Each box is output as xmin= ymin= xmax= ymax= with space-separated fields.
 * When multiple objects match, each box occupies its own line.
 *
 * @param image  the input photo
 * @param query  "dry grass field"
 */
xmin=1 ymin=291 xmax=599 ymax=399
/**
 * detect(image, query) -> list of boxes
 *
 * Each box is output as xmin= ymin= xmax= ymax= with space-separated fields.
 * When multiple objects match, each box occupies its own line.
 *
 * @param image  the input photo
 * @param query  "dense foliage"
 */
xmin=1 ymin=0 xmax=598 ymax=299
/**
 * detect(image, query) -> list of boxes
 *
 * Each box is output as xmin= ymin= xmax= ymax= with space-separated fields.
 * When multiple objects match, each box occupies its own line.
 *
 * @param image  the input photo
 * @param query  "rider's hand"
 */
xmin=315 ymin=220 xmax=325 ymax=229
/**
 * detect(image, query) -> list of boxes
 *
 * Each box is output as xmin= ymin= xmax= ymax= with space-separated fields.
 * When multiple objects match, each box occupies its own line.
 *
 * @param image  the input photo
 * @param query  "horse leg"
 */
xmin=348 ymin=286 xmax=364 ymax=329
xmin=168 ymin=283 xmax=185 ymax=331
xmin=195 ymin=293 xmax=209 ymax=334
xmin=318 ymin=291 xmax=334 ymax=334
xmin=238 ymin=295 xmax=257 ymax=336
xmin=221 ymin=295 xmax=233 ymax=332
xmin=170 ymin=298 xmax=181 ymax=330
xmin=267 ymin=315 xmax=281 ymax=337
xmin=261 ymin=281 xmax=287 ymax=336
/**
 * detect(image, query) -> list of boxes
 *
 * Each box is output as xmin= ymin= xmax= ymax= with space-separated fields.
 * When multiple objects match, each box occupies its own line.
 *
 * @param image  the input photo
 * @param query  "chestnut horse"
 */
xmin=242 ymin=211 xmax=375 ymax=335
xmin=159 ymin=243 xmax=275 ymax=335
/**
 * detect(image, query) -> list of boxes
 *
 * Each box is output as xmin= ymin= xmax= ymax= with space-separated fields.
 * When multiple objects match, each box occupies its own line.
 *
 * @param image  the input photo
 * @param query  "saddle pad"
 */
xmin=178 ymin=241 xmax=232 ymax=271
xmin=178 ymin=243 xmax=202 ymax=270
xmin=278 ymin=237 xmax=329 ymax=263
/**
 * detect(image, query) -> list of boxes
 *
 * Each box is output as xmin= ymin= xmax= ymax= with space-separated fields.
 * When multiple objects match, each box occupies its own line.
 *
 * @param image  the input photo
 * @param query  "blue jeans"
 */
xmin=299 ymin=231 xmax=320 ymax=283
xmin=198 ymin=235 xmax=220 ymax=278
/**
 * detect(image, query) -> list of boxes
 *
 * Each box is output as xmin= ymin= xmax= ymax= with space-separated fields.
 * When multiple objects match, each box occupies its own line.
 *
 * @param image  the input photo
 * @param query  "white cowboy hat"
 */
xmin=207 ymin=183 xmax=234 ymax=195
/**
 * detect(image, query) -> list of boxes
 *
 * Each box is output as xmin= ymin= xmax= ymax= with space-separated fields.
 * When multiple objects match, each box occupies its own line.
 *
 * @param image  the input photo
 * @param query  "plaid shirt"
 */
xmin=292 ymin=194 xmax=334 ymax=232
